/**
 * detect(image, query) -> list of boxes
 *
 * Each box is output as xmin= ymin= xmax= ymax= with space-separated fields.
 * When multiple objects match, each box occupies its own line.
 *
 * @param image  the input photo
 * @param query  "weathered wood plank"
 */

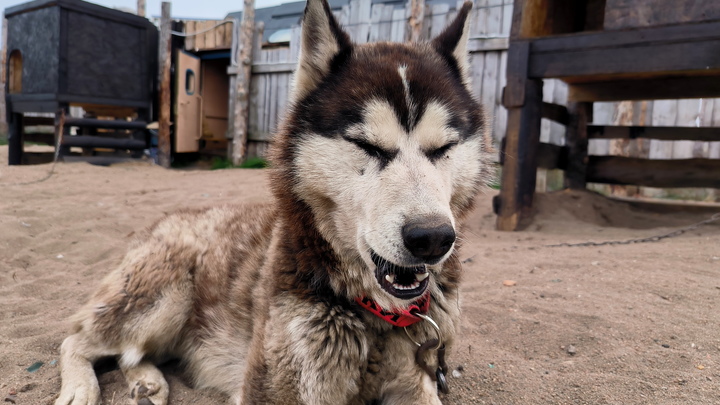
xmin=408 ymin=0 xmax=425 ymax=42
xmin=536 ymin=142 xmax=567 ymax=170
xmin=542 ymin=102 xmax=569 ymax=126
xmin=486 ymin=0 xmax=503 ymax=36
xmin=564 ymin=101 xmax=592 ymax=189
xmin=430 ymin=4 xmax=450 ymax=38
xmin=568 ymin=77 xmax=720 ymax=102
xmin=184 ymin=20 xmax=195 ymax=51
xmin=0 ymin=17 xmax=8 ymax=135
xmin=503 ymin=40 xmax=529 ymax=108
xmin=250 ymin=63 xmax=296 ymax=74
xmin=472 ymin=0 xmax=488 ymax=38
xmin=369 ymin=4 xmax=384 ymax=42
xmin=467 ymin=37 xmax=509 ymax=52
xmin=587 ymin=156 xmax=720 ymax=188
xmin=604 ymin=0 xmax=720 ymax=31
xmin=231 ymin=0 xmax=255 ymax=165
xmin=390 ymin=8 xmax=405 ymax=42
xmin=588 ymin=125 xmax=720 ymax=142
xmin=493 ymin=49 xmax=508 ymax=143
xmin=157 ymin=2 xmax=172 ymax=168
xmin=533 ymin=21 xmax=720 ymax=53
xmin=496 ymin=79 xmax=543 ymax=231
xmin=529 ymin=40 xmax=720 ymax=79
xmin=501 ymin=0 xmax=512 ymax=37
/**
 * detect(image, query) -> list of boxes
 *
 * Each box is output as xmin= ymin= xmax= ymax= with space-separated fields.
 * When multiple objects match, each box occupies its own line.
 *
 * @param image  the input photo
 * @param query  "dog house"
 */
xmin=4 ymin=0 xmax=158 ymax=164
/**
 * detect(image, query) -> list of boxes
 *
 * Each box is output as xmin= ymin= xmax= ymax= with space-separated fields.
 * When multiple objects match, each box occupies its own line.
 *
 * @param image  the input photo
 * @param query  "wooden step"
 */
xmin=62 ymin=155 xmax=143 ymax=166
xmin=61 ymin=135 xmax=146 ymax=150
xmin=63 ymin=118 xmax=148 ymax=130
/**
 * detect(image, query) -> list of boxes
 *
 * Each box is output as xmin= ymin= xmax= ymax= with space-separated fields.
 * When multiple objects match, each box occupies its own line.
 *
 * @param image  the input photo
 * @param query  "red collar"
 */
xmin=355 ymin=292 xmax=430 ymax=327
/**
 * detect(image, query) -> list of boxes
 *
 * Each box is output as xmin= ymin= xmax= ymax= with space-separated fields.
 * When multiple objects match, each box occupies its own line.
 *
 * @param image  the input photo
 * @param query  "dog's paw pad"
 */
xmin=131 ymin=381 xmax=161 ymax=404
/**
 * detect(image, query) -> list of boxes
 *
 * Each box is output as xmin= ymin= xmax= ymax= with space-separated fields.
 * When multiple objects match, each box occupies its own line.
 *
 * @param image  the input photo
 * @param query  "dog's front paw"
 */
xmin=54 ymin=379 xmax=101 ymax=405
xmin=124 ymin=362 xmax=170 ymax=405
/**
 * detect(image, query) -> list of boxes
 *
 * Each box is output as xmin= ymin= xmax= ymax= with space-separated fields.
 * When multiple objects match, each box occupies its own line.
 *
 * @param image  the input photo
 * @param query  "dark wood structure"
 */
xmin=496 ymin=0 xmax=720 ymax=231
xmin=4 ymin=0 xmax=158 ymax=165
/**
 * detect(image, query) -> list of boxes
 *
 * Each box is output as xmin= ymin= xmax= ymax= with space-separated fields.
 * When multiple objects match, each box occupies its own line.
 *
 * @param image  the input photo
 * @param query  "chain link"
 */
xmin=544 ymin=213 xmax=720 ymax=248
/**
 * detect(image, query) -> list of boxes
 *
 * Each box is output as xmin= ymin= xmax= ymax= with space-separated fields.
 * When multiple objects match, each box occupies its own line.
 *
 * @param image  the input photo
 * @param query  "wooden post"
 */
xmin=1 ymin=17 xmax=8 ymax=137
xmin=496 ymin=79 xmax=543 ymax=231
xmin=158 ymin=2 xmax=172 ymax=168
xmin=137 ymin=0 xmax=146 ymax=17
xmin=231 ymin=0 xmax=256 ymax=166
xmin=407 ymin=0 xmax=424 ymax=42
xmin=564 ymin=101 xmax=592 ymax=189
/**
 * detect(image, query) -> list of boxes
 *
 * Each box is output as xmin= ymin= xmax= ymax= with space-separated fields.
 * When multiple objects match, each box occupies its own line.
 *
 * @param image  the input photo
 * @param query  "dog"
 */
xmin=54 ymin=0 xmax=489 ymax=403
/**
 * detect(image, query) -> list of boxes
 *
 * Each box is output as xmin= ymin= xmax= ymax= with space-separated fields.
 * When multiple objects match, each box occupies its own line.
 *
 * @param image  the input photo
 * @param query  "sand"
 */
xmin=1 ymin=145 xmax=718 ymax=404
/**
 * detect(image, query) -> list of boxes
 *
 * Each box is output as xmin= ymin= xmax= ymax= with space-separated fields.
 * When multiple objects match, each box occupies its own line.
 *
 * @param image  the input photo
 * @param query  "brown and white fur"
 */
xmin=54 ymin=0 xmax=490 ymax=403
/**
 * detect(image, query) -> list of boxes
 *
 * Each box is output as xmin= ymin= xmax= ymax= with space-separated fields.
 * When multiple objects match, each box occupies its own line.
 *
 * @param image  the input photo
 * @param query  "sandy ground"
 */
xmin=1 ymin=145 xmax=719 ymax=404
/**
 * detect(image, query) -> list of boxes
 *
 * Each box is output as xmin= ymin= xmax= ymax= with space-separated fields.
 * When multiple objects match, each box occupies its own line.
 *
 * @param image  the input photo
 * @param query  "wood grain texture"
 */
xmin=604 ymin=0 xmax=720 ymax=30
xmin=157 ymin=2 xmax=172 ymax=168
xmin=587 ymin=156 xmax=720 ymax=188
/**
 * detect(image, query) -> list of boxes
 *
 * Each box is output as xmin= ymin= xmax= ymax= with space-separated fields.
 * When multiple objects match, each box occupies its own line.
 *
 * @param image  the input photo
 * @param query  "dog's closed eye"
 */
xmin=344 ymin=137 xmax=398 ymax=166
xmin=426 ymin=141 xmax=458 ymax=162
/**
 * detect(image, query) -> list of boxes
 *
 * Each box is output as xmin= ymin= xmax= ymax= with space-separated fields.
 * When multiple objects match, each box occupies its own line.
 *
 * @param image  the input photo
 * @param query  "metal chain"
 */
xmin=544 ymin=213 xmax=720 ymax=248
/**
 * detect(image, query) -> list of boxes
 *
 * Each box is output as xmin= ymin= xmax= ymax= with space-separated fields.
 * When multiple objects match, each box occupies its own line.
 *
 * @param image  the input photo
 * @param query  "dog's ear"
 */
xmin=431 ymin=1 xmax=473 ymax=89
xmin=292 ymin=0 xmax=352 ymax=101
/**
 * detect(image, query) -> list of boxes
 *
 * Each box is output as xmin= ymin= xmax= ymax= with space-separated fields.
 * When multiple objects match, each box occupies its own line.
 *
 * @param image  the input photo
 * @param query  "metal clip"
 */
xmin=406 ymin=313 xmax=449 ymax=394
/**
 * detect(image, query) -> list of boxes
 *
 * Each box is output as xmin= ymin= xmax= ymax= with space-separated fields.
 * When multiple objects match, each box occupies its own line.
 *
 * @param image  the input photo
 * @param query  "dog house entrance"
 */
xmin=174 ymin=50 xmax=230 ymax=155
xmin=8 ymin=50 xmax=22 ymax=93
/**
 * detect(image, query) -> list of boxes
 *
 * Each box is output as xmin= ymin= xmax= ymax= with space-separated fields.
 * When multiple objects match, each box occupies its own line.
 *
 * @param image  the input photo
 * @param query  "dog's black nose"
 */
xmin=402 ymin=217 xmax=456 ymax=263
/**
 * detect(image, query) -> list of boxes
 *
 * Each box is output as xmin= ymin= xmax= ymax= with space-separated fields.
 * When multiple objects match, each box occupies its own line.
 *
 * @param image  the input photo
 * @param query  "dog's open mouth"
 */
xmin=371 ymin=251 xmax=429 ymax=300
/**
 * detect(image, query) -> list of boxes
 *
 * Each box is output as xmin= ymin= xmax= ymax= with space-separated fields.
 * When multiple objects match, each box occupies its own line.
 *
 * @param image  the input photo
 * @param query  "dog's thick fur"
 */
xmin=54 ymin=1 xmax=489 ymax=403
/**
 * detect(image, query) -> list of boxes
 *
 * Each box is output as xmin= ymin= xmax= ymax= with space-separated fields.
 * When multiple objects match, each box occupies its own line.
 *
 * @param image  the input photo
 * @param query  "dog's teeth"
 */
xmin=385 ymin=274 xmax=395 ymax=283
xmin=415 ymin=272 xmax=429 ymax=281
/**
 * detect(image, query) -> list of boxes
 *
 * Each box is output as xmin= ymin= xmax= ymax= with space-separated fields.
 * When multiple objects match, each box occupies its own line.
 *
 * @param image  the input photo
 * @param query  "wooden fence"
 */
xmin=239 ymin=0 xmax=718 ymax=199
xmin=243 ymin=0 xmax=518 ymax=158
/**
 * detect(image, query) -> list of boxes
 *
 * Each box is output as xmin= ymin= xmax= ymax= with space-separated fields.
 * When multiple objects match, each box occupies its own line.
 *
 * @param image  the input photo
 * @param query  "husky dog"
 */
xmin=54 ymin=0 xmax=489 ymax=403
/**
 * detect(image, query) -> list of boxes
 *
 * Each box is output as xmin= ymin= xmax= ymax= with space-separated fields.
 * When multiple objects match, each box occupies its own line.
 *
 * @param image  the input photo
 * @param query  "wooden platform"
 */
xmin=496 ymin=0 xmax=720 ymax=231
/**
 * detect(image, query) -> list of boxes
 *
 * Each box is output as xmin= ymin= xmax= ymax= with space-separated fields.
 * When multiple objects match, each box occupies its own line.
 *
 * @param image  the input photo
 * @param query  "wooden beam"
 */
xmin=564 ymin=101 xmax=592 ymax=189
xmin=568 ymin=76 xmax=720 ymax=102
xmin=231 ymin=0 xmax=256 ymax=166
xmin=467 ymin=37 xmax=509 ymax=53
xmin=248 ymin=63 xmax=296 ymax=74
xmin=530 ymin=42 xmax=720 ymax=79
xmin=157 ymin=2 xmax=172 ymax=168
xmin=528 ymin=22 xmax=720 ymax=79
xmin=0 ymin=17 xmax=7 ymax=136
xmin=509 ymin=0 xmax=525 ymax=39
xmin=588 ymin=125 xmax=720 ymax=142
xmin=503 ymin=40 xmax=530 ymax=108
xmin=541 ymin=102 xmax=569 ymax=125
xmin=604 ymin=0 xmax=720 ymax=31
xmin=532 ymin=21 xmax=720 ymax=54
xmin=536 ymin=142 xmax=567 ymax=170
xmin=587 ymin=156 xmax=720 ymax=188
xmin=63 ymin=117 xmax=148 ymax=130
xmin=7 ymin=113 xmax=23 ymax=165
xmin=496 ymin=79 xmax=543 ymax=231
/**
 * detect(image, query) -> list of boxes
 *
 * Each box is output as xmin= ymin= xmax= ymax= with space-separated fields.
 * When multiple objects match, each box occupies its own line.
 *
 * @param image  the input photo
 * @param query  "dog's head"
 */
xmin=272 ymin=0 xmax=489 ymax=310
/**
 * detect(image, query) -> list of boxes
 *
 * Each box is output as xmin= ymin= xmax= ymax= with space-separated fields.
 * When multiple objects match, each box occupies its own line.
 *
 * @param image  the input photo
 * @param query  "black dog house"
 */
xmin=4 ymin=0 xmax=158 ymax=164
